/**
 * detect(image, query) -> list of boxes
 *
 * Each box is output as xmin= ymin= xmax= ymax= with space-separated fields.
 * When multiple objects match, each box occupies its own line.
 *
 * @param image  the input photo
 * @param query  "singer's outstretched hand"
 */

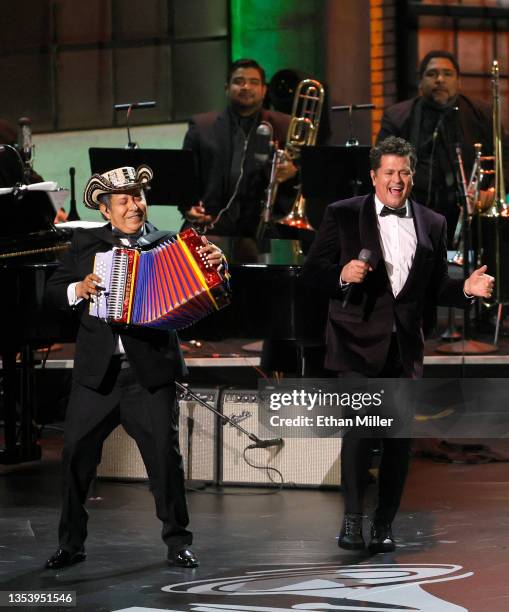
xmin=464 ymin=265 xmax=494 ymax=298
xmin=340 ymin=259 xmax=373 ymax=284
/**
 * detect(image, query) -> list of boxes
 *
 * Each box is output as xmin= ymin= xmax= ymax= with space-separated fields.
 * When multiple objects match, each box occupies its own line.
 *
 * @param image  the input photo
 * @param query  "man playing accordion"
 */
xmin=44 ymin=165 xmax=223 ymax=570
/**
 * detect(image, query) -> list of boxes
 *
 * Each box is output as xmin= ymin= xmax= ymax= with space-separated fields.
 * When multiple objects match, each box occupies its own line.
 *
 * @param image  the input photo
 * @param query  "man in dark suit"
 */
xmin=302 ymin=136 xmax=494 ymax=553
xmin=180 ymin=58 xmax=297 ymax=236
xmin=44 ymin=165 xmax=223 ymax=570
xmin=377 ymin=50 xmax=494 ymax=247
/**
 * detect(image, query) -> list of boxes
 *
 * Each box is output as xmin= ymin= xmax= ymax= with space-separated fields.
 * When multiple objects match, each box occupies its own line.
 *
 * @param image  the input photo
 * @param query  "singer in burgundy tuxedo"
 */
xmin=302 ymin=136 xmax=494 ymax=553
xmin=179 ymin=58 xmax=297 ymax=236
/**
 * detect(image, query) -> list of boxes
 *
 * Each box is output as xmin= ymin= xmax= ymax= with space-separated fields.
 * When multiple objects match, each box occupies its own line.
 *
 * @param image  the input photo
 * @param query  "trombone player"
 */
xmin=179 ymin=58 xmax=297 ymax=237
xmin=377 ymin=50 xmax=508 ymax=248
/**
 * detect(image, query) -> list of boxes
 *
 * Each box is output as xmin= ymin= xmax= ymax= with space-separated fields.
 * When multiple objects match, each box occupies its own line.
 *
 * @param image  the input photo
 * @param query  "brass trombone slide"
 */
xmin=276 ymin=79 xmax=325 ymax=231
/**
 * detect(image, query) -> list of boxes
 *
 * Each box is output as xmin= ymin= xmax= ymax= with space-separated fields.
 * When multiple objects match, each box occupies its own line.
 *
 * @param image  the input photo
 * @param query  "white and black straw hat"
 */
xmin=83 ymin=165 xmax=153 ymax=209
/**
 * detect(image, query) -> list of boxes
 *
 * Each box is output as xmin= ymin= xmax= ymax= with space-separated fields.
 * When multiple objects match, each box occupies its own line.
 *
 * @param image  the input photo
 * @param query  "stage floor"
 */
xmin=1 ymin=431 xmax=508 ymax=612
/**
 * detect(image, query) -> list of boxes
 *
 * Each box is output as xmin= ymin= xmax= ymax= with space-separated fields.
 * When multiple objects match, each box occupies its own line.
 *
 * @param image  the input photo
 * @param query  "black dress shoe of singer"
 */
xmin=45 ymin=548 xmax=86 ymax=570
xmin=338 ymin=514 xmax=365 ymax=550
xmin=368 ymin=522 xmax=396 ymax=553
xmin=168 ymin=547 xmax=199 ymax=568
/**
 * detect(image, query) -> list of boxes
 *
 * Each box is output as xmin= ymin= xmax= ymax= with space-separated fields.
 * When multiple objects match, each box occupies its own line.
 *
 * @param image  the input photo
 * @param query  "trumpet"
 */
xmin=452 ymin=142 xmax=482 ymax=263
xmin=276 ymin=79 xmax=325 ymax=231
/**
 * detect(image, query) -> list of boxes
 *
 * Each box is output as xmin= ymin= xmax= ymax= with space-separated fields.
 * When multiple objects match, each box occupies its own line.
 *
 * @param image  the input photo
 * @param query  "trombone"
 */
xmin=278 ymin=78 xmax=324 ymax=230
xmin=476 ymin=60 xmax=508 ymax=343
xmin=258 ymin=79 xmax=324 ymax=233
xmin=485 ymin=59 xmax=507 ymax=217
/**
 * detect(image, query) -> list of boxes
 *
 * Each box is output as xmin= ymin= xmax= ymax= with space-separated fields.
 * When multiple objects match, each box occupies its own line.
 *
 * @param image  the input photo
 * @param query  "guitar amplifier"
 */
xmin=220 ymin=390 xmax=341 ymax=488
xmin=97 ymin=388 xmax=219 ymax=482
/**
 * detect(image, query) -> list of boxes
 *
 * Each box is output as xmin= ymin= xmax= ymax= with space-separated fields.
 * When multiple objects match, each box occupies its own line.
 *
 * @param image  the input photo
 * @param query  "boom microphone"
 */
xmin=342 ymin=248 xmax=372 ymax=308
xmin=17 ymin=116 xmax=33 ymax=164
xmin=254 ymin=121 xmax=273 ymax=164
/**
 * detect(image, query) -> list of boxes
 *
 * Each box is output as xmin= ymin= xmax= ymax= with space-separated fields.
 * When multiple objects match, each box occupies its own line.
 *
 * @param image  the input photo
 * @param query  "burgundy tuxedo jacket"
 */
xmin=302 ymin=194 xmax=468 ymax=377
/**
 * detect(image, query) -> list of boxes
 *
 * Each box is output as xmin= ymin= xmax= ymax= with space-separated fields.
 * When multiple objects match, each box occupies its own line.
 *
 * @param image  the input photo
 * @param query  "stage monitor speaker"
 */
xmin=220 ymin=390 xmax=341 ymax=488
xmin=97 ymin=387 xmax=219 ymax=482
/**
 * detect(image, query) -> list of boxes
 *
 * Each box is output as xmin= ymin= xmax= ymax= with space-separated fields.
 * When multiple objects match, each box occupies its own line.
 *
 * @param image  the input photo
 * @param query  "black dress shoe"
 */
xmin=45 ymin=548 xmax=86 ymax=570
xmin=338 ymin=514 xmax=365 ymax=550
xmin=368 ymin=522 xmax=396 ymax=553
xmin=168 ymin=547 xmax=199 ymax=568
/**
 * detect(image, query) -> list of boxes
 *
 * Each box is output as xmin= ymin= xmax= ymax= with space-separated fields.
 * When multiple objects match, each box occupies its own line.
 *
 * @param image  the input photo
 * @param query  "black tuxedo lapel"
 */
xmin=359 ymin=194 xmax=383 ymax=268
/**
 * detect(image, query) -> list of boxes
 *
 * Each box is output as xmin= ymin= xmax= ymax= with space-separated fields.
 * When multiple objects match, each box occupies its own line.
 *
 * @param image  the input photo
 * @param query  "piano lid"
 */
xmin=1 ymin=189 xmax=58 ymax=242
xmin=0 ymin=187 xmax=71 ymax=261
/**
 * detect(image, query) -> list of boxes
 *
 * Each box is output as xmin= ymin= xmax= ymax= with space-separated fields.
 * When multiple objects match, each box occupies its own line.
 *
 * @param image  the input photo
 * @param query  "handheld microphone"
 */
xmin=254 ymin=121 xmax=273 ymax=164
xmin=342 ymin=248 xmax=372 ymax=308
xmin=247 ymin=437 xmax=284 ymax=449
xmin=17 ymin=117 xmax=33 ymax=164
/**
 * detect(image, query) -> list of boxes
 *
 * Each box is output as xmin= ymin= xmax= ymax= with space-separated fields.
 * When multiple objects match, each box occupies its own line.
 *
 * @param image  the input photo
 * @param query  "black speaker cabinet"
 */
xmin=97 ymin=388 xmax=219 ymax=482
xmin=220 ymin=390 xmax=341 ymax=488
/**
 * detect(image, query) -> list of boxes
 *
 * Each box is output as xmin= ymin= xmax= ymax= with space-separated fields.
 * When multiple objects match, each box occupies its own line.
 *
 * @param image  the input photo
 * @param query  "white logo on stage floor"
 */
xmin=114 ymin=562 xmax=473 ymax=612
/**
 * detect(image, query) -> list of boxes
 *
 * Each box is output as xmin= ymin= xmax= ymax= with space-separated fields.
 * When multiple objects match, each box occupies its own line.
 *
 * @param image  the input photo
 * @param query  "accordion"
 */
xmin=89 ymin=228 xmax=230 ymax=330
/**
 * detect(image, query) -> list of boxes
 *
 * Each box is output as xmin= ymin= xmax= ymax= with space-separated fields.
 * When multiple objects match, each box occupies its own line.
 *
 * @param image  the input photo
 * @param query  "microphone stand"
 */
xmin=427 ymin=108 xmax=461 ymax=341
xmin=113 ymin=101 xmax=156 ymax=149
xmin=256 ymin=147 xmax=284 ymax=241
xmin=175 ymin=382 xmax=283 ymax=449
xmin=437 ymin=144 xmax=497 ymax=355
xmin=331 ymin=103 xmax=375 ymax=147
xmin=66 ymin=167 xmax=80 ymax=221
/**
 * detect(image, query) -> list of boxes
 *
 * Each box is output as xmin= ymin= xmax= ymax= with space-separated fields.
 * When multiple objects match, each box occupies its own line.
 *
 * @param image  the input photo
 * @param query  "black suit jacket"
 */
xmin=181 ymin=107 xmax=293 ymax=235
xmin=377 ymin=95 xmax=503 ymax=219
xmin=301 ymin=194 xmax=468 ymax=378
xmin=45 ymin=224 xmax=186 ymax=391
xmin=377 ymin=94 xmax=493 ymax=164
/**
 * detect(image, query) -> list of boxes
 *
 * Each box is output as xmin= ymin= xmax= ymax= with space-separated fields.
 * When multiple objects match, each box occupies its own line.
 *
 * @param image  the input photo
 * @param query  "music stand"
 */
xmin=300 ymin=145 xmax=371 ymax=228
xmin=89 ymin=148 xmax=198 ymax=207
xmin=1 ymin=190 xmax=57 ymax=243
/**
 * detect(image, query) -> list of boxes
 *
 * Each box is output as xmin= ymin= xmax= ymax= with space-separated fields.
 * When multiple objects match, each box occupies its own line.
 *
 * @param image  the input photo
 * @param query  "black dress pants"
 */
xmin=339 ymin=334 xmax=411 ymax=524
xmin=58 ymin=358 xmax=191 ymax=553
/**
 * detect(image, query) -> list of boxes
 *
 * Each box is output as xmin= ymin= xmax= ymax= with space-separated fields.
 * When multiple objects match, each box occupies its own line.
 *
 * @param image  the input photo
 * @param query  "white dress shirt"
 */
xmin=375 ymin=195 xmax=417 ymax=297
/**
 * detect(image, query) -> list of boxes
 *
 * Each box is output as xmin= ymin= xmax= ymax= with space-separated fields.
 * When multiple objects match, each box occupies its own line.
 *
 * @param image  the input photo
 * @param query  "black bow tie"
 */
xmin=380 ymin=206 xmax=407 ymax=218
xmin=112 ymin=227 xmax=144 ymax=246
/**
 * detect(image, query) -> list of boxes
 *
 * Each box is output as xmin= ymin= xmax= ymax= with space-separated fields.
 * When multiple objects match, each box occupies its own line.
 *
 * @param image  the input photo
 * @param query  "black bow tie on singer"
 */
xmin=380 ymin=206 xmax=407 ymax=218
